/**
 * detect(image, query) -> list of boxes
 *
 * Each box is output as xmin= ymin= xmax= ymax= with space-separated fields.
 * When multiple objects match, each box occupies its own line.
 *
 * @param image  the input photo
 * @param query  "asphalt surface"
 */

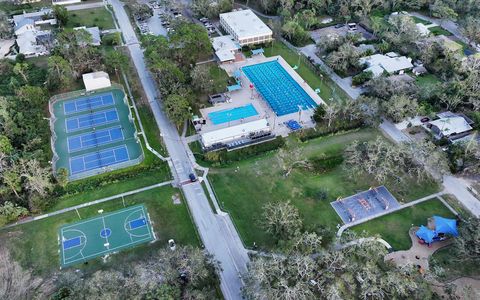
xmin=108 ymin=1 xmax=249 ymax=298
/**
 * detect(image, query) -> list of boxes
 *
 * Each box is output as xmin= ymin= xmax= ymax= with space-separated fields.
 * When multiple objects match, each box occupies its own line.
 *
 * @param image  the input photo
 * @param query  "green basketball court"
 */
xmin=58 ymin=204 xmax=155 ymax=268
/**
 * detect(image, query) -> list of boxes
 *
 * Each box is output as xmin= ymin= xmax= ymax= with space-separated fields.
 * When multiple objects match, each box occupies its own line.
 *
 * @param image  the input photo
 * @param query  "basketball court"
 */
xmin=58 ymin=204 xmax=154 ymax=268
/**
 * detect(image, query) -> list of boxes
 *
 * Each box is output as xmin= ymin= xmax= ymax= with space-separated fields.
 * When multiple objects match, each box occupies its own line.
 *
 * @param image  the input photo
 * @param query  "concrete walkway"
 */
xmin=2 ymin=181 xmax=173 ymax=229
xmin=65 ymin=1 xmax=105 ymax=11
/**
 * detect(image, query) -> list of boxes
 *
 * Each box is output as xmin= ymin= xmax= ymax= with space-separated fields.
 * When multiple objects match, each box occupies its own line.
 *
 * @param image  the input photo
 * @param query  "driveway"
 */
xmin=108 ymin=1 xmax=249 ymax=298
xmin=408 ymin=12 xmax=470 ymax=46
xmin=300 ymin=44 xmax=364 ymax=99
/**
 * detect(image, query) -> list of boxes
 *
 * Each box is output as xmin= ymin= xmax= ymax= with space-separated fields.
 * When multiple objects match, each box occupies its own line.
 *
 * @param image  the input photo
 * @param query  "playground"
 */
xmin=49 ymin=87 xmax=143 ymax=180
xmin=59 ymin=204 xmax=154 ymax=268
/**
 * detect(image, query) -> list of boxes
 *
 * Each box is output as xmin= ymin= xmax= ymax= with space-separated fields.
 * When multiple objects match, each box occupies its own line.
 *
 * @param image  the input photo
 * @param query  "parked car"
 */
xmin=168 ymin=239 xmax=176 ymax=251
xmin=334 ymin=23 xmax=344 ymax=28
xmin=189 ymin=173 xmax=197 ymax=182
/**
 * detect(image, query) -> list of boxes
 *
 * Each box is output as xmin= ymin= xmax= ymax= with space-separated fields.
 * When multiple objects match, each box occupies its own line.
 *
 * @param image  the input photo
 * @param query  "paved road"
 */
xmin=108 ymin=1 xmax=249 ymax=298
xmin=65 ymin=1 xmax=105 ymax=11
xmin=380 ymin=120 xmax=480 ymax=218
xmin=300 ymin=44 xmax=364 ymax=100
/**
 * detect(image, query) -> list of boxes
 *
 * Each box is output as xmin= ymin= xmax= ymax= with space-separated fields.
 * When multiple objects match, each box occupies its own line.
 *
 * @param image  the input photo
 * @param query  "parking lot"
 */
xmin=136 ymin=2 xmax=184 ymax=36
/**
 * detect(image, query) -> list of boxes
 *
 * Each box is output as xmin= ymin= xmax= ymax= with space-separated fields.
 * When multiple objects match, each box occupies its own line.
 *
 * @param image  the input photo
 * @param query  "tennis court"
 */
xmin=65 ymin=109 xmax=119 ymax=133
xmin=64 ymin=92 xmax=115 ymax=115
xmin=59 ymin=204 xmax=154 ymax=268
xmin=70 ymin=145 xmax=130 ymax=175
xmin=67 ymin=126 xmax=124 ymax=153
xmin=242 ymin=59 xmax=318 ymax=116
xmin=50 ymin=87 xmax=143 ymax=180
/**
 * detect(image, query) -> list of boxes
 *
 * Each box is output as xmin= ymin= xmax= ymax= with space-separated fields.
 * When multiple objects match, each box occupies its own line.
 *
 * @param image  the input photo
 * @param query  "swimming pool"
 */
xmin=242 ymin=60 xmax=317 ymax=116
xmin=208 ymin=104 xmax=258 ymax=125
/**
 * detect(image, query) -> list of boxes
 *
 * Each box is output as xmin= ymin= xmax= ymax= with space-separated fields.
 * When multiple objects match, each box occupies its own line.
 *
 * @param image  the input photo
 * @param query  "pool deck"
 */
xmin=199 ymin=55 xmax=325 ymax=137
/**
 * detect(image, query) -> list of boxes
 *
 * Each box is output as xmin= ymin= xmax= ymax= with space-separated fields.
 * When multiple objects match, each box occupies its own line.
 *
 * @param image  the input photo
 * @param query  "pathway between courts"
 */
xmin=1 ymin=180 xmax=173 ymax=229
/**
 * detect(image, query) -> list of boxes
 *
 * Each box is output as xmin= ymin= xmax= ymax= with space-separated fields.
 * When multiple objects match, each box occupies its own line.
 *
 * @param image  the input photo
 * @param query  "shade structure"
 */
xmin=433 ymin=216 xmax=458 ymax=237
xmin=416 ymin=225 xmax=436 ymax=244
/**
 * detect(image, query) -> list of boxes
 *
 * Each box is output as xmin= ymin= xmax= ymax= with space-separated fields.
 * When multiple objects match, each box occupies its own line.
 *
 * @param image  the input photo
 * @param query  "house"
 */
xmin=211 ymin=35 xmax=240 ymax=63
xmin=74 ymin=26 xmax=101 ymax=46
xmin=427 ymin=112 xmax=474 ymax=141
xmin=412 ymin=65 xmax=428 ymax=76
xmin=200 ymin=119 xmax=273 ymax=150
xmin=14 ymin=18 xmax=35 ymax=36
xmin=13 ymin=8 xmax=57 ymax=28
xmin=52 ymin=0 xmax=82 ymax=5
xmin=219 ymin=9 xmax=273 ymax=47
xmin=83 ymin=71 xmax=111 ymax=92
xmin=359 ymin=53 xmax=413 ymax=77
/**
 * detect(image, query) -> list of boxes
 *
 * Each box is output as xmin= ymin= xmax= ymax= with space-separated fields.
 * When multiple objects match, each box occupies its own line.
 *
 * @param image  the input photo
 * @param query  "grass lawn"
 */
xmin=415 ymin=73 xmax=442 ymax=88
xmin=429 ymin=26 xmax=452 ymax=36
xmin=208 ymin=129 xmax=440 ymax=249
xmin=2 ymin=186 xmax=198 ymax=275
xmin=431 ymin=246 xmax=480 ymax=280
xmin=411 ymin=16 xmax=432 ymax=25
xmin=351 ymin=198 xmax=454 ymax=250
xmin=263 ymin=41 xmax=350 ymax=102
xmin=66 ymin=8 xmax=116 ymax=30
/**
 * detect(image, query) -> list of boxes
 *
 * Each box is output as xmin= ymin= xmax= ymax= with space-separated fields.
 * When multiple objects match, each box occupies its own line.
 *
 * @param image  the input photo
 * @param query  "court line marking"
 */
xmin=61 ymin=228 xmax=88 ymax=264
xmin=61 ymin=205 xmax=146 ymax=229
xmin=68 ymin=145 xmax=129 ymax=174
xmin=67 ymin=126 xmax=124 ymax=153
xmin=123 ymin=208 xmax=151 ymax=238
xmin=64 ymin=108 xmax=119 ymax=133
xmin=100 ymin=215 xmax=110 ymax=249
xmin=63 ymin=93 xmax=115 ymax=115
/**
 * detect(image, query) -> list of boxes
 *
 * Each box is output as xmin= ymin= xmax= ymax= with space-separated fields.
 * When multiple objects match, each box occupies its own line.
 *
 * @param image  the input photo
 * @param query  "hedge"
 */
xmin=297 ymin=121 xmax=366 ymax=142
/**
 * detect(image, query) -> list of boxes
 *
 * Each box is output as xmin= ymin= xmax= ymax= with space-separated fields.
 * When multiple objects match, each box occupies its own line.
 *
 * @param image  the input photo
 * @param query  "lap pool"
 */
xmin=208 ymin=104 xmax=258 ymax=125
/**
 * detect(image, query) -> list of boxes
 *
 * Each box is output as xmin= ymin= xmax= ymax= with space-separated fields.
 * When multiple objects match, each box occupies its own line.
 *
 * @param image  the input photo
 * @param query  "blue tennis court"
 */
xmin=67 ymin=126 xmax=124 ymax=153
xmin=208 ymin=104 xmax=258 ymax=125
xmin=63 ymin=93 xmax=115 ymax=115
xmin=65 ymin=109 xmax=119 ymax=133
xmin=242 ymin=60 xmax=317 ymax=116
xmin=69 ymin=145 xmax=130 ymax=175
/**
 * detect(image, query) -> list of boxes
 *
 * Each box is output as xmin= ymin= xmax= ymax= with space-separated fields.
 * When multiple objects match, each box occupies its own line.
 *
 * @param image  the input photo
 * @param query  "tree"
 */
xmin=313 ymin=104 xmax=326 ymax=122
xmin=384 ymin=94 xmax=419 ymax=122
xmin=460 ymin=17 xmax=480 ymax=47
xmin=0 ymin=11 xmax=12 ymax=39
xmin=150 ymin=59 xmax=186 ymax=96
xmin=13 ymin=63 xmax=29 ymax=83
xmin=53 ymin=5 xmax=69 ymax=26
xmin=56 ymin=168 xmax=69 ymax=188
xmin=276 ymin=146 xmax=312 ymax=177
xmin=0 ymin=201 xmax=28 ymax=226
xmin=454 ymin=218 xmax=480 ymax=263
xmin=169 ymin=22 xmax=212 ymax=66
xmin=103 ymin=51 xmax=129 ymax=75
xmin=19 ymin=158 xmax=52 ymax=198
xmin=47 ymin=55 xmax=74 ymax=91
xmin=261 ymin=201 xmax=302 ymax=240
xmin=127 ymin=1 xmax=153 ymax=21
xmin=281 ymin=20 xmax=311 ymax=46
xmin=190 ymin=64 xmax=215 ymax=93
xmin=430 ymin=0 xmax=458 ymax=25
xmin=163 ymin=94 xmax=190 ymax=128
xmin=352 ymin=0 xmax=381 ymax=19
xmin=326 ymin=42 xmax=360 ymax=74
xmin=0 ymin=135 xmax=13 ymax=154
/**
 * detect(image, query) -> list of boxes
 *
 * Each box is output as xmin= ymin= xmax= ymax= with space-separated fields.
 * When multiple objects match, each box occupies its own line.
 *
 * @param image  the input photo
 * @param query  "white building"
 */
xmin=52 ymin=0 xmax=82 ymax=5
xmin=211 ymin=35 xmax=240 ymax=63
xmin=200 ymin=119 xmax=272 ymax=149
xmin=219 ymin=9 xmax=273 ymax=47
xmin=359 ymin=53 xmax=413 ymax=77
xmin=429 ymin=117 xmax=473 ymax=139
xmin=13 ymin=8 xmax=57 ymax=28
xmin=83 ymin=72 xmax=111 ymax=92
xmin=13 ymin=9 xmax=56 ymax=58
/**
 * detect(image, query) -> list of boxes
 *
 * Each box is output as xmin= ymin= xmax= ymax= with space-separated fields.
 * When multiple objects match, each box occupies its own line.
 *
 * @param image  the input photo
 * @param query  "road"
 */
xmin=380 ymin=120 xmax=480 ymax=218
xmin=300 ymin=44 xmax=364 ymax=100
xmin=65 ymin=1 xmax=105 ymax=11
xmin=108 ymin=1 xmax=249 ymax=299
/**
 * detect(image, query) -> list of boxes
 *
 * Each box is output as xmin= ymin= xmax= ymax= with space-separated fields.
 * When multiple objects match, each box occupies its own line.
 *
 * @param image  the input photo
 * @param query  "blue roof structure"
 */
xmin=227 ymin=84 xmax=242 ymax=92
xmin=251 ymin=48 xmax=264 ymax=55
xmin=416 ymin=226 xmax=436 ymax=244
xmin=286 ymin=120 xmax=302 ymax=131
xmin=233 ymin=70 xmax=242 ymax=79
xmin=433 ymin=216 xmax=458 ymax=237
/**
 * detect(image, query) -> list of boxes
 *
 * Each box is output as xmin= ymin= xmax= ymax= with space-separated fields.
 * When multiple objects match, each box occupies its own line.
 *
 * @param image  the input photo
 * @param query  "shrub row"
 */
xmin=297 ymin=121 xmax=365 ymax=142
xmin=201 ymin=137 xmax=285 ymax=166
xmin=310 ymin=155 xmax=344 ymax=174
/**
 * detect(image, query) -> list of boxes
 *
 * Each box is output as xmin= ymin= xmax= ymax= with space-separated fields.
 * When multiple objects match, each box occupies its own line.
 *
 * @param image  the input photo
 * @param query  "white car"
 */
xmin=168 ymin=239 xmax=176 ymax=251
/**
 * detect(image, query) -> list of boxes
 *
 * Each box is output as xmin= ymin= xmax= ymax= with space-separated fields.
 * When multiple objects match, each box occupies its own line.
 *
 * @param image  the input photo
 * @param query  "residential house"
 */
xmin=359 ymin=52 xmax=413 ymax=78
xmin=427 ymin=111 xmax=474 ymax=141
xmin=74 ymin=26 xmax=101 ymax=46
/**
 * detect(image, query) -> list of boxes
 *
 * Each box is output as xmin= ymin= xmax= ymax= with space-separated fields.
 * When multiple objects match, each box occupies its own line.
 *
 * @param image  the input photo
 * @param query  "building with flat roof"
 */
xmin=219 ymin=9 xmax=273 ymax=47
xmin=211 ymin=35 xmax=240 ymax=62
xmin=52 ymin=0 xmax=82 ymax=5
xmin=83 ymin=72 xmax=111 ymax=92
xmin=427 ymin=112 xmax=474 ymax=141
xmin=359 ymin=53 xmax=413 ymax=77
xmin=200 ymin=119 xmax=272 ymax=150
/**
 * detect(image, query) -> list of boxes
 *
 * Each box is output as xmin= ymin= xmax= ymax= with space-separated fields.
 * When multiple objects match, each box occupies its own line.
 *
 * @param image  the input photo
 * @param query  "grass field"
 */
xmin=67 ymin=8 xmax=116 ymax=30
xmin=415 ymin=73 xmax=442 ymax=88
xmin=351 ymin=198 xmax=454 ymax=250
xmin=208 ymin=129 xmax=440 ymax=249
xmin=429 ymin=26 xmax=452 ymax=36
xmin=411 ymin=16 xmax=432 ymax=25
xmin=263 ymin=41 xmax=350 ymax=102
xmin=3 ymin=186 xmax=198 ymax=275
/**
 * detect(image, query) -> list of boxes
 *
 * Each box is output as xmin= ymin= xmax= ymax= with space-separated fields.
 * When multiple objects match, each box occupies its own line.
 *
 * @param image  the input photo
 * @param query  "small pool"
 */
xmin=208 ymin=104 xmax=258 ymax=125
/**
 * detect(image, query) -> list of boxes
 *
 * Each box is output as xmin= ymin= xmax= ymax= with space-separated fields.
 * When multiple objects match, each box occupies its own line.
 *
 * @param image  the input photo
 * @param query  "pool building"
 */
xmin=49 ymin=86 xmax=143 ymax=180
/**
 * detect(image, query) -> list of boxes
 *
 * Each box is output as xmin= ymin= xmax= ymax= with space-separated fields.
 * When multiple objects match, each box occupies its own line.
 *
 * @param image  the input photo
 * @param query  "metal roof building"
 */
xmin=219 ymin=9 xmax=273 ymax=47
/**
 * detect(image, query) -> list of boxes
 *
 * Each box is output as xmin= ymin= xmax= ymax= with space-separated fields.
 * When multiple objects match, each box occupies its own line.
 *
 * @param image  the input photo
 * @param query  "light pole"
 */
xmin=227 ymin=112 xmax=232 ymax=127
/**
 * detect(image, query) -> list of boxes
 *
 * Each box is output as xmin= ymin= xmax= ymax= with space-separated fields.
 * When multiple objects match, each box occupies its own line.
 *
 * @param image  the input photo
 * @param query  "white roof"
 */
xmin=359 ymin=53 xmax=413 ymax=74
xmin=365 ymin=65 xmax=385 ymax=77
xmin=16 ymin=30 xmax=49 ymax=55
xmin=201 ymin=119 xmax=270 ymax=147
xmin=83 ymin=71 xmax=110 ymax=81
xmin=211 ymin=35 xmax=239 ymax=52
xmin=13 ymin=8 xmax=52 ymax=25
xmin=430 ymin=117 xmax=472 ymax=136
xmin=220 ymin=9 xmax=272 ymax=39
xmin=416 ymin=23 xmax=430 ymax=36
xmin=215 ymin=49 xmax=235 ymax=62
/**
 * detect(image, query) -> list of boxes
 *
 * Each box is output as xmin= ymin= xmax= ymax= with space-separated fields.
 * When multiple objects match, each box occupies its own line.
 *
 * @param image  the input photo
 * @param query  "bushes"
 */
xmin=200 ymin=137 xmax=285 ymax=165
xmin=297 ymin=121 xmax=365 ymax=142
xmin=310 ymin=155 xmax=344 ymax=173
xmin=352 ymin=71 xmax=373 ymax=86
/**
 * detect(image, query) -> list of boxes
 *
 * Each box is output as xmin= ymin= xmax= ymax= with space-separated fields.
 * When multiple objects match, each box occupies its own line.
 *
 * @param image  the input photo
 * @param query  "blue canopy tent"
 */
xmin=433 ymin=216 xmax=458 ymax=237
xmin=251 ymin=48 xmax=264 ymax=56
xmin=227 ymin=84 xmax=242 ymax=92
xmin=233 ymin=70 xmax=242 ymax=80
xmin=416 ymin=226 xmax=436 ymax=244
